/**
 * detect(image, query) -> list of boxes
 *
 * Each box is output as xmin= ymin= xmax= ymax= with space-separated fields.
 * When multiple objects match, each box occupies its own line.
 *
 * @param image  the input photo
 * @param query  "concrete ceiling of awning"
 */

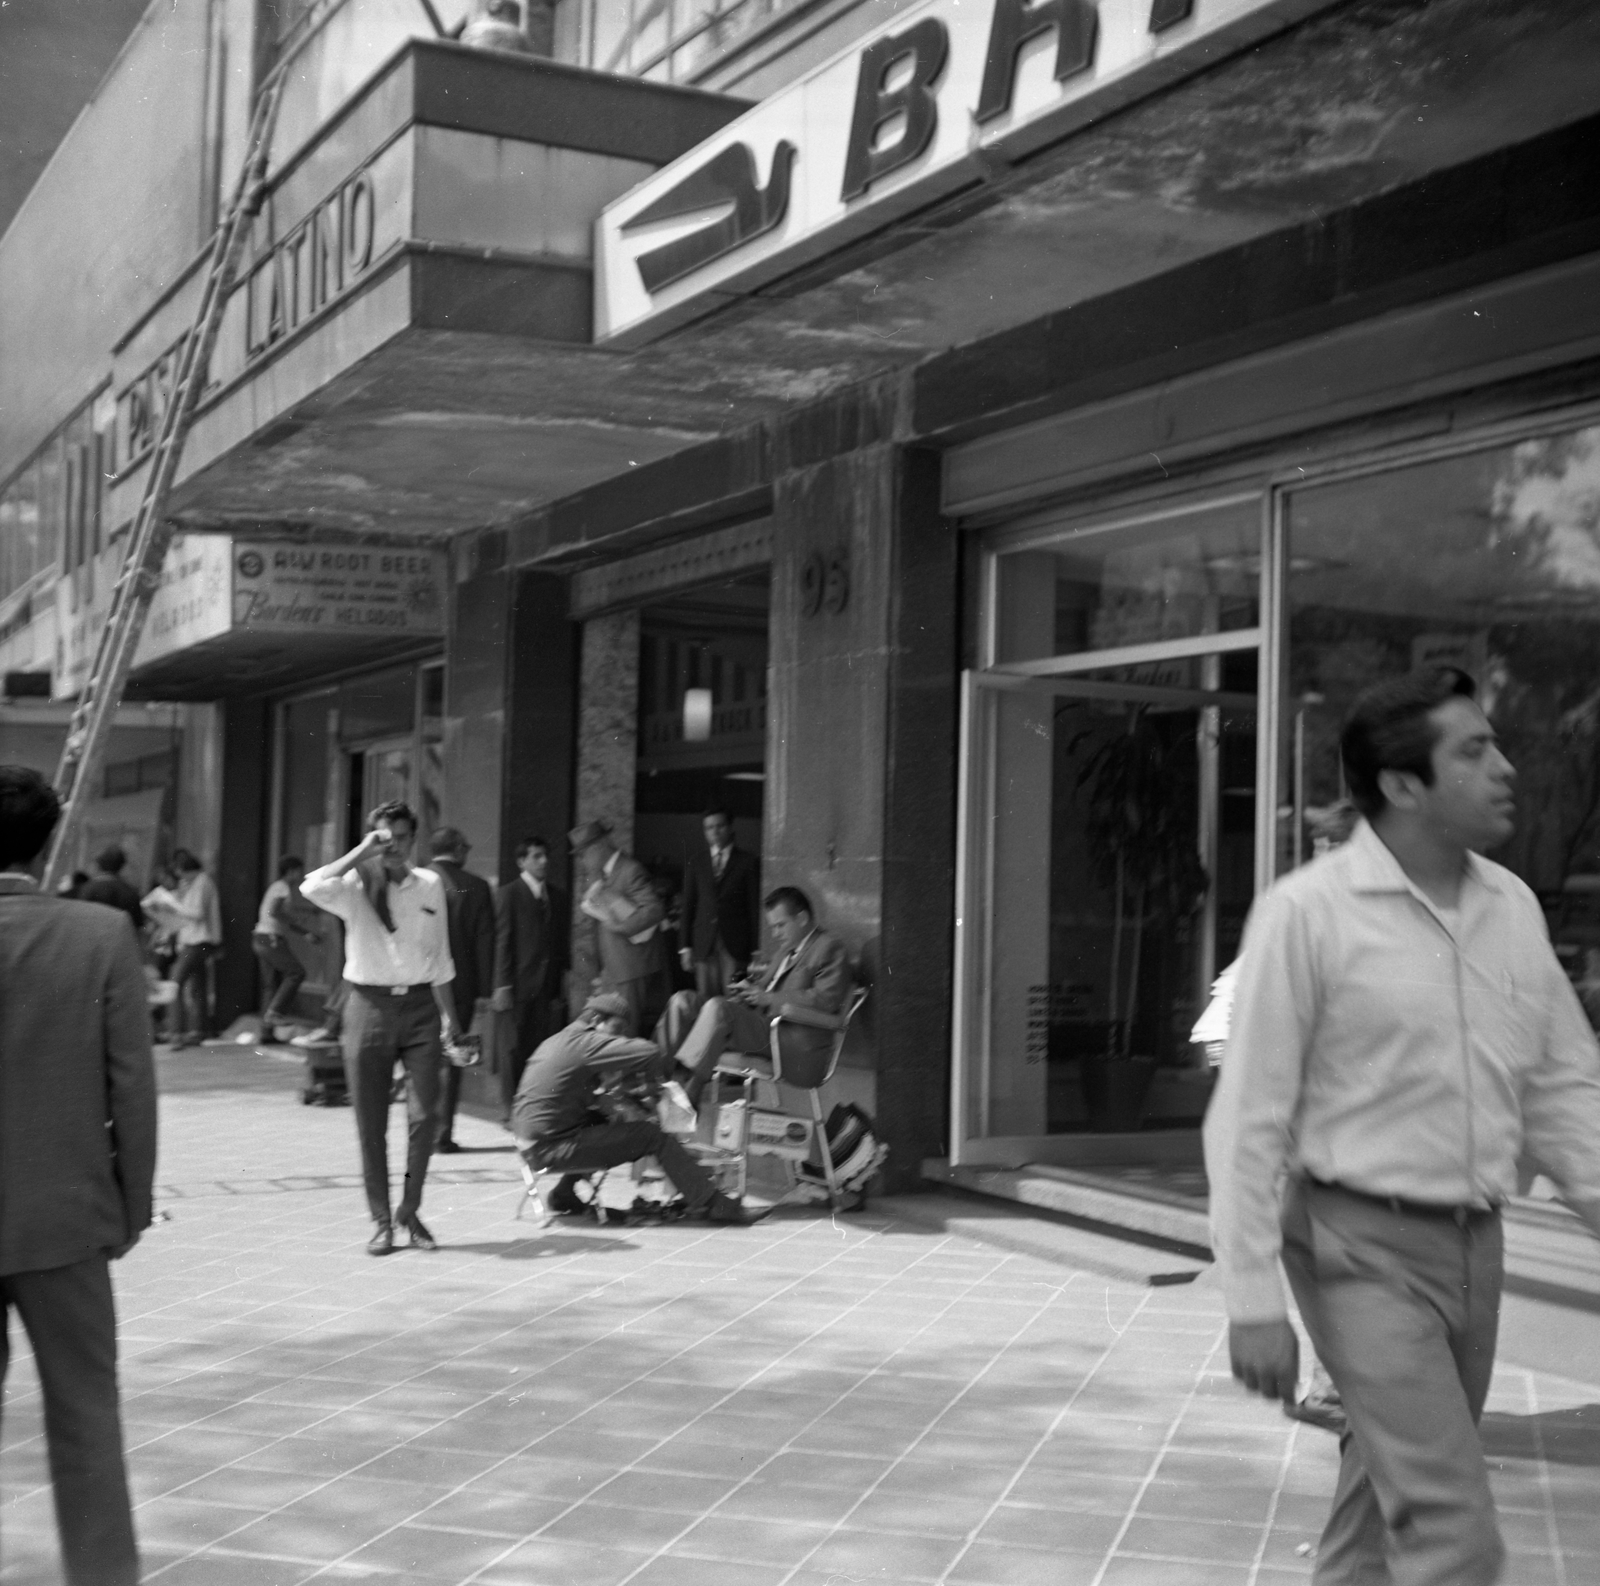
xmin=165 ymin=0 xmax=1600 ymax=544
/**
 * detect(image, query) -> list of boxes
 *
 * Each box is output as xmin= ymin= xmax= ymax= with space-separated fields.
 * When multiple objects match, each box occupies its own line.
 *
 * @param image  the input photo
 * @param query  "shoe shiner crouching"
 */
xmin=512 ymin=992 xmax=762 ymax=1224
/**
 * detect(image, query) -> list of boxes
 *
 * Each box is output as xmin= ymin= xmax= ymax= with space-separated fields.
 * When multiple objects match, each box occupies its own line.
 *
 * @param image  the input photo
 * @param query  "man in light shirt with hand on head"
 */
xmin=301 ymin=800 xmax=458 ymax=1256
xmin=1205 ymin=667 xmax=1600 ymax=1585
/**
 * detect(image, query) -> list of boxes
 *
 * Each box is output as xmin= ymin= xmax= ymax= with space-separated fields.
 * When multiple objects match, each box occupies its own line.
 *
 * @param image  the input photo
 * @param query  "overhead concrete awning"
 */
xmin=105 ymin=40 xmax=770 ymax=542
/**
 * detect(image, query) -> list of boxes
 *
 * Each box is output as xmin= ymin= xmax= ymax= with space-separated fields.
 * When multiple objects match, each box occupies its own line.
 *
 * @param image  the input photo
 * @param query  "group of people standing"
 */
xmin=292 ymin=800 xmax=819 ymax=1251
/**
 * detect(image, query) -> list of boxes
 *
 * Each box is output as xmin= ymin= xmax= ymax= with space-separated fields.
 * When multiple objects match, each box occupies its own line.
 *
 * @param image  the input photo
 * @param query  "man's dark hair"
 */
xmin=173 ymin=849 xmax=202 ymax=874
xmin=701 ymin=806 xmax=733 ymax=824
xmin=278 ymin=854 xmax=304 ymax=878
xmin=515 ymin=835 xmax=549 ymax=860
xmin=764 ymin=884 xmax=812 ymax=919
xmin=95 ymin=844 xmax=126 ymax=874
xmin=0 ymin=767 xmax=63 ymax=868
xmin=1341 ymin=667 xmax=1478 ymax=820
xmin=367 ymin=799 xmax=416 ymax=833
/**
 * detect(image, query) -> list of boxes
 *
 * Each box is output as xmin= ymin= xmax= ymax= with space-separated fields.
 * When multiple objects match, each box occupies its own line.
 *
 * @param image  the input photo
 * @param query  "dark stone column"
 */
xmin=767 ymin=439 xmax=958 ymax=1192
xmin=503 ymin=569 xmax=578 ymax=894
xmin=445 ymin=531 xmax=511 ymax=884
xmin=215 ymin=696 xmax=269 ymax=1028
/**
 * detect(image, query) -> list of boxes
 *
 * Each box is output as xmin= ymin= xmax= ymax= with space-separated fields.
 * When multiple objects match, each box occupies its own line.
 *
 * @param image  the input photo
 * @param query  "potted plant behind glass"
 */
xmin=1069 ymin=705 xmax=1210 ymax=1130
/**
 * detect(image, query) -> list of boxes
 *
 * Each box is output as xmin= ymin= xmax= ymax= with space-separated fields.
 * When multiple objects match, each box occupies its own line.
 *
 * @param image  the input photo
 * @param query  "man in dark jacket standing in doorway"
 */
xmin=491 ymin=836 xmax=568 ymax=1119
xmin=0 ymin=767 xmax=157 ymax=1586
xmin=678 ymin=807 xmax=760 ymax=999
xmin=426 ymin=826 xmax=495 ymax=1152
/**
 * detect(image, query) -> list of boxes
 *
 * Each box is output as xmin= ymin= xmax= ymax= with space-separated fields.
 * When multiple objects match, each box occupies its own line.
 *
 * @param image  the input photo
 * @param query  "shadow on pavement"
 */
xmin=445 ymin=1236 xmax=633 ymax=1258
xmin=1481 ymin=1404 xmax=1600 ymax=1464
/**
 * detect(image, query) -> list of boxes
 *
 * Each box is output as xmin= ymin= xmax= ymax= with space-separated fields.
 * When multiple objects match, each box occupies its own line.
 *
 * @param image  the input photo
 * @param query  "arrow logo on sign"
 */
xmin=621 ymin=141 xmax=797 ymax=295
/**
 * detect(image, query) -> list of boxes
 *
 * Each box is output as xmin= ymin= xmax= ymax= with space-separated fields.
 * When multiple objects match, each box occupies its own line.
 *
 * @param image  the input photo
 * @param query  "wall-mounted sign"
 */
xmin=53 ymin=537 xmax=445 ymax=699
xmin=231 ymin=543 xmax=445 ymax=636
xmin=55 ymin=535 xmax=233 ymax=698
xmin=596 ymin=0 xmax=1338 ymax=344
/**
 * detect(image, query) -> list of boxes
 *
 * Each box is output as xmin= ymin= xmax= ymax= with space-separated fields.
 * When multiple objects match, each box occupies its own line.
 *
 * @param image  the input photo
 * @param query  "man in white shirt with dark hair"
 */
xmin=302 ymin=800 xmax=458 ymax=1256
xmin=1206 ymin=668 xmax=1600 ymax=1585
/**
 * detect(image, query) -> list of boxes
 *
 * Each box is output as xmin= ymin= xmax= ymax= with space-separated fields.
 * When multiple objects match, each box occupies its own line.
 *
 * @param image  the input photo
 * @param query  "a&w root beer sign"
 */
xmin=596 ymin=0 xmax=1336 ymax=345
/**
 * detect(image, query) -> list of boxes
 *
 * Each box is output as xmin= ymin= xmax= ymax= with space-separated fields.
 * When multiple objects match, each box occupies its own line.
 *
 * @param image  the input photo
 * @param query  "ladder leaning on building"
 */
xmin=40 ymin=73 xmax=288 ymax=891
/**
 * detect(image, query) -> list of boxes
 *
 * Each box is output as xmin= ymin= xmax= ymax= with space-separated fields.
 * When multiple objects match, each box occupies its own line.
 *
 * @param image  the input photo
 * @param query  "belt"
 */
xmin=1306 ymin=1177 xmax=1500 ymax=1227
xmin=350 ymin=982 xmax=431 ymax=998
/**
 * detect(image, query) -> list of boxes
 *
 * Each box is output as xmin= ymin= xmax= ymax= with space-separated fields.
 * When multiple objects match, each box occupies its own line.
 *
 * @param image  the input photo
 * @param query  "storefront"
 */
xmin=948 ymin=337 xmax=1600 ymax=1170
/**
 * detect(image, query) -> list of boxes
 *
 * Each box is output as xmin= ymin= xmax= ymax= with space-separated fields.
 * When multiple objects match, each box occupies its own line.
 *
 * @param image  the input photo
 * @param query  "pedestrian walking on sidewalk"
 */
xmin=252 ymin=855 xmax=321 ymax=1043
xmin=301 ymin=801 xmax=460 ymax=1256
xmin=1205 ymin=668 xmax=1600 ymax=1586
xmin=0 ymin=767 xmax=157 ymax=1586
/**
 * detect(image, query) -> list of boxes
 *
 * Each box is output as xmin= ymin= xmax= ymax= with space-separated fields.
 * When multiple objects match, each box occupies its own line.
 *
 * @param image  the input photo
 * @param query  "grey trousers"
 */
xmin=343 ymin=985 xmax=441 ymax=1226
xmin=656 ymin=992 xmax=771 ymax=1107
xmin=0 ymin=1256 xmax=138 ymax=1586
xmin=1281 ymin=1178 xmax=1505 ymax=1586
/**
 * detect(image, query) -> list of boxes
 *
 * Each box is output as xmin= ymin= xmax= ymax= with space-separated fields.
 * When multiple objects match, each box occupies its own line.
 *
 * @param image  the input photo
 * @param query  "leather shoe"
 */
xmin=435 ymin=1138 xmax=462 ymax=1154
xmin=703 ymin=1194 xmax=766 ymax=1226
xmin=366 ymin=1223 xmax=395 ymax=1256
xmin=401 ymin=1214 xmax=437 ymax=1251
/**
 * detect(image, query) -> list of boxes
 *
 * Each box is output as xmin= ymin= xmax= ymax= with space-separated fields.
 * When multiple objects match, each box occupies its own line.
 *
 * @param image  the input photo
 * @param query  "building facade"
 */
xmin=3 ymin=0 xmax=1599 ymax=1187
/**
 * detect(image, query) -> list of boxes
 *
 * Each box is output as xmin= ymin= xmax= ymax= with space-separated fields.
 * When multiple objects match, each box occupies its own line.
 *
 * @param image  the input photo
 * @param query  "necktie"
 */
xmin=713 ymin=848 xmax=726 ymax=879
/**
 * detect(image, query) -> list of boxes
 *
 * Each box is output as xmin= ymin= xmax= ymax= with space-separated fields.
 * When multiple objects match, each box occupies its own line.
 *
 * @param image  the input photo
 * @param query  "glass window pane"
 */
xmin=592 ymin=0 xmax=631 ymax=71
xmin=1282 ymin=422 xmax=1600 ymax=1010
xmin=971 ymin=659 xmax=1255 ymax=1139
xmin=13 ymin=463 xmax=41 ymax=583
xmin=0 ymin=489 xmax=16 ymax=599
xmin=994 ymin=499 xmax=1261 ymax=664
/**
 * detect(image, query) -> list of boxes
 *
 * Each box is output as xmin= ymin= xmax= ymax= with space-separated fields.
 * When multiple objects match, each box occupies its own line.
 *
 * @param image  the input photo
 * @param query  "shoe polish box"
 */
xmin=746 ymin=1109 xmax=815 ymax=1160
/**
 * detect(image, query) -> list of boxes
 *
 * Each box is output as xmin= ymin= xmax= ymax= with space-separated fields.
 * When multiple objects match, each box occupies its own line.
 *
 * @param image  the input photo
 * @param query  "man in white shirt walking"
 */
xmin=301 ymin=801 xmax=459 ymax=1255
xmin=1206 ymin=668 xmax=1600 ymax=1585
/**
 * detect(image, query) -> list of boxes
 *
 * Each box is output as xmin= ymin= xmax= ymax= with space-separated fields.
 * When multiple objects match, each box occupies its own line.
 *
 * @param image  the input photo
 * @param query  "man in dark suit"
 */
xmin=491 ymin=836 xmax=568 ymax=1118
xmin=79 ymin=844 xmax=145 ymax=934
xmin=678 ymin=807 xmax=761 ymax=999
xmin=570 ymin=819 xmax=667 ymax=1036
xmin=0 ymin=767 xmax=157 ymax=1586
xmin=663 ymin=884 xmax=850 ymax=1109
xmin=426 ymin=826 xmax=496 ymax=1152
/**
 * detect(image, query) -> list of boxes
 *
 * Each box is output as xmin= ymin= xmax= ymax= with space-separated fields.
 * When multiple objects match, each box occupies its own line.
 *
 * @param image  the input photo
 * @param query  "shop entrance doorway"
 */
xmin=633 ymin=570 xmax=769 ymax=959
xmin=954 ymin=493 xmax=1266 ymax=1163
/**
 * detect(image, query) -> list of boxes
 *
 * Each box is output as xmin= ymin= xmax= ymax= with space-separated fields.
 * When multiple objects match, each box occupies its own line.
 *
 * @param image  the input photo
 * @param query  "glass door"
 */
xmin=953 ymin=493 xmax=1266 ymax=1163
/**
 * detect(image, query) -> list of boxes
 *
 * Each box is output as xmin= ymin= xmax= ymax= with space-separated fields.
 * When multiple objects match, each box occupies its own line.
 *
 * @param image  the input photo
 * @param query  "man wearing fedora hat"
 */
xmin=511 ymin=992 xmax=761 ymax=1223
xmin=568 ymin=820 xmax=667 ymax=1036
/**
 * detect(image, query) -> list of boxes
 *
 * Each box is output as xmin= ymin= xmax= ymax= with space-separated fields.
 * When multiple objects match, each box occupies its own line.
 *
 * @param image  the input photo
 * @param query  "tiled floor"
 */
xmin=2 ymin=1045 xmax=1597 ymax=1585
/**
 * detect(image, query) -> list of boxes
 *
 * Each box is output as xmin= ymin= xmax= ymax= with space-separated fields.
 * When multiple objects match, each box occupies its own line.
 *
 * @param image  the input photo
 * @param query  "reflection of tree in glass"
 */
xmin=1067 ymin=709 xmax=1208 ymax=1061
xmin=1490 ymin=430 xmax=1600 ymax=593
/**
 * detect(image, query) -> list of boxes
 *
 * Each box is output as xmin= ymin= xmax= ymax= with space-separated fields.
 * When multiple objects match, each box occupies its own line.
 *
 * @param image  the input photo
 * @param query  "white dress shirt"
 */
xmin=301 ymin=864 xmax=454 ymax=988
xmin=520 ymin=873 xmax=546 ymax=902
xmin=1205 ymin=818 xmax=1600 ymax=1323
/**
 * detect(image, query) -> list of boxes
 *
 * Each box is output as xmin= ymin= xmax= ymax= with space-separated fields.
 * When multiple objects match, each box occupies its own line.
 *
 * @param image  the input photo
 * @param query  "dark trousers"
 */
xmin=1282 ymin=1178 xmax=1506 ymax=1586
xmin=170 ymin=943 xmax=216 ymax=1039
xmin=693 ymin=944 xmax=745 ymax=1000
xmin=252 ymin=932 xmax=304 ymax=1024
xmin=521 ymin=1120 xmax=718 ymax=1211
xmin=0 ymin=1256 xmax=138 ymax=1586
xmin=343 ymin=985 xmax=441 ymax=1226
xmin=435 ymin=983 xmax=476 ymax=1147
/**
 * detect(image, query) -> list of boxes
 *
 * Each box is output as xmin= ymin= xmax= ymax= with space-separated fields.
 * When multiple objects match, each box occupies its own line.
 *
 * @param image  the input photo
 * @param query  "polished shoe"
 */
xmin=703 ymin=1194 xmax=767 ymax=1226
xmin=435 ymin=1138 xmax=462 ymax=1154
xmin=544 ymin=1179 xmax=587 ymax=1216
xmin=366 ymin=1223 xmax=395 ymax=1256
xmin=401 ymin=1214 xmax=437 ymax=1251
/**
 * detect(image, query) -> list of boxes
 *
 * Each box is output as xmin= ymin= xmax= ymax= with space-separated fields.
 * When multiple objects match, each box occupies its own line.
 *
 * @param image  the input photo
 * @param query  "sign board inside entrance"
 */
xmin=596 ymin=0 xmax=1338 ymax=345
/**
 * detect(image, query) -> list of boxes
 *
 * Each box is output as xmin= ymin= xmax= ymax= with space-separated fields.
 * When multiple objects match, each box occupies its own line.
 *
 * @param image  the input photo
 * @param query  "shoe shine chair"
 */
xmin=515 ymin=1159 xmax=616 ymax=1225
xmin=711 ymin=985 xmax=869 ymax=1210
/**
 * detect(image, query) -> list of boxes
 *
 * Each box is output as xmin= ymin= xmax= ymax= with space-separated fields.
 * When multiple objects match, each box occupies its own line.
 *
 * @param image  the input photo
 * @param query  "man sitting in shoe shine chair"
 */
xmin=658 ymin=886 xmax=851 ymax=1112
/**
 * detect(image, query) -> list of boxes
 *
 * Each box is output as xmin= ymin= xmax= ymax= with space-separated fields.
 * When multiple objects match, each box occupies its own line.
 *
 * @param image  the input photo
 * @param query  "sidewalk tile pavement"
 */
xmin=2 ymin=1045 xmax=1598 ymax=1585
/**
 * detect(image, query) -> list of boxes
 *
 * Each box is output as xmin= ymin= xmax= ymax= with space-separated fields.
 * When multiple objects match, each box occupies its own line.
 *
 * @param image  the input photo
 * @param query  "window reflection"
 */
xmin=1283 ymin=423 xmax=1600 ymax=1017
xmin=995 ymin=500 xmax=1260 ymax=665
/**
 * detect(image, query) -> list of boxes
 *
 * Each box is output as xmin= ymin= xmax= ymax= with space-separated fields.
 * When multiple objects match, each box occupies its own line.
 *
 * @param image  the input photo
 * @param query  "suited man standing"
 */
xmin=665 ymin=884 xmax=850 ymax=1109
xmin=490 ymin=836 xmax=568 ymax=1117
xmin=426 ymin=827 xmax=495 ymax=1152
xmin=0 ymin=767 xmax=157 ymax=1586
xmin=679 ymin=807 xmax=761 ymax=999
xmin=570 ymin=819 xmax=666 ymax=1036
